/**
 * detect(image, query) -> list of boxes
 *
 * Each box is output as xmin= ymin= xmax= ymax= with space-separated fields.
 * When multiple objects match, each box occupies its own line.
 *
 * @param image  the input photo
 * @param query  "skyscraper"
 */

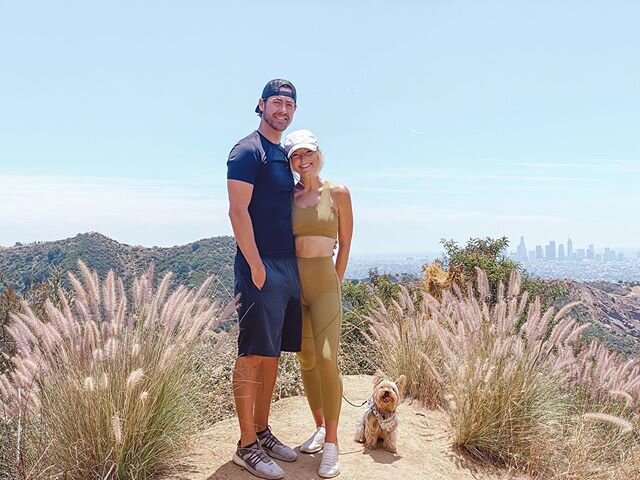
xmin=587 ymin=244 xmax=595 ymax=260
xmin=545 ymin=241 xmax=557 ymax=259
xmin=567 ymin=237 xmax=573 ymax=260
xmin=558 ymin=244 xmax=565 ymax=259
xmin=536 ymin=245 xmax=543 ymax=259
xmin=516 ymin=236 xmax=527 ymax=261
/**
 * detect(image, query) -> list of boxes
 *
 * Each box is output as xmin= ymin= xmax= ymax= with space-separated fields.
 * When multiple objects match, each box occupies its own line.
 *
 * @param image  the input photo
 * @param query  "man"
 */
xmin=226 ymin=79 xmax=302 ymax=480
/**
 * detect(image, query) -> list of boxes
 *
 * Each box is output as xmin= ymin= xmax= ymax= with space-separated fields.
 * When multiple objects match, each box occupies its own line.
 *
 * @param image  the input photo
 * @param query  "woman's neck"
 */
xmin=299 ymin=174 xmax=323 ymax=192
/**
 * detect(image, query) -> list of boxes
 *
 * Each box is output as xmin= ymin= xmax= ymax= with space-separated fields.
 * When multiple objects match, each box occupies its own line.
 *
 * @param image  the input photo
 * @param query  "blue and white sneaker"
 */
xmin=233 ymin=441 xmax=284 ymax=480
xmin=257 ymin=426 xmax=297 ymax=462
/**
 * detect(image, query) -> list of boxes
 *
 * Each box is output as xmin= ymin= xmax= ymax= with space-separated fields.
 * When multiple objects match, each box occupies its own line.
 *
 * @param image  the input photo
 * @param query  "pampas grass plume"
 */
xmin=582 ymin=413 xmax=633 ymax=434
xmin=126 ymin=369 xmax=144 ymax=392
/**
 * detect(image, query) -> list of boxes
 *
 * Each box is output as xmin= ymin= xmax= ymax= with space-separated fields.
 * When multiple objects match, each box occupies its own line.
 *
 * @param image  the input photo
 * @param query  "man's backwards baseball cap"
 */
xmin=255 ymin=79 xmax=297 ymax=113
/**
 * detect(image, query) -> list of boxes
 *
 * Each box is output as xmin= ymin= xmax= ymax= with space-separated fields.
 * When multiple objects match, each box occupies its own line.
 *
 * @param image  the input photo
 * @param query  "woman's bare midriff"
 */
xmin=295 ymin=236 xmax=336 ymax=258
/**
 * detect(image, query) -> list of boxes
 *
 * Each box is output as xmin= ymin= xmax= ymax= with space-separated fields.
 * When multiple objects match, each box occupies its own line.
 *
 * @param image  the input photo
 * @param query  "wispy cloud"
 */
xmin=2 ymin=172 xmax=637 ymax=254
xmin=349 ymin=204 xmax=570 ymax=253
xmin=366 ymin=169 xmax=454 ymax=180
xmin=365 ymin=168 xmax=592 ymax=183
xmin=350 ymin=186 xmax=425 ymax=194
xmin=356 ymin=204 xmax=566 ymax=224
xmin=515 ymin=160 xmax=640 ymax=173
xmin=0 ymin=175 xmax=230 ymax=246
xmin=474 ymin=174 xmax=590 ymax=182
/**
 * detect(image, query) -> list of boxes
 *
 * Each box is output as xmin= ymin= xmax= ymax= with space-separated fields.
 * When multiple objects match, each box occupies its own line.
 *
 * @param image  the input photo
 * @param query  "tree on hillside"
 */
xmin=424 ymin=236 xmax=567 ymax=306
xmin=441 ymin=236 xmax=521 ymax=294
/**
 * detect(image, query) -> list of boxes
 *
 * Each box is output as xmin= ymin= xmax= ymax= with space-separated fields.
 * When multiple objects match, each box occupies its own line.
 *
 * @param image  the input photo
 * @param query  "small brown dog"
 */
xmin=354 ymin=370 xmax=407 ymax=453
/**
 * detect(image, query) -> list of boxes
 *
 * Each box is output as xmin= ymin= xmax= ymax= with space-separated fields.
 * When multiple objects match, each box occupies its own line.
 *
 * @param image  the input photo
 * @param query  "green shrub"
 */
xmin=436 ymin=236 xmax=568 ymax=308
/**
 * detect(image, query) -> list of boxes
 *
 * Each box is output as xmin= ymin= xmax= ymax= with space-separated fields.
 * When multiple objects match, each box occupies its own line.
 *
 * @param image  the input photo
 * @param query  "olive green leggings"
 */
xmin=296 ymin=256 xmax=343 ymax=422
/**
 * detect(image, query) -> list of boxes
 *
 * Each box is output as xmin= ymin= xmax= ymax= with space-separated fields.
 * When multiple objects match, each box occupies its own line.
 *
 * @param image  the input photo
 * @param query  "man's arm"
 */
xmin=227 ymin=179 xmax=265 ymax=289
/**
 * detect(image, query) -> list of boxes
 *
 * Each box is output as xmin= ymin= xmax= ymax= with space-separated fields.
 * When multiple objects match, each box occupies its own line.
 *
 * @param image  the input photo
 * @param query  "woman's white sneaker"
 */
xmin=300 ymin=425 xmax=326 ymax=454
xmin=318 ymin=442 xmax=340 ymax=478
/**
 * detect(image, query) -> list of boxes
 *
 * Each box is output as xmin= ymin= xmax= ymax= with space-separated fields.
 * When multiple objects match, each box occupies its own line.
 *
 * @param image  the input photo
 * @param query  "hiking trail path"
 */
xmin=165 ymin=375 xmax=523 ymax=480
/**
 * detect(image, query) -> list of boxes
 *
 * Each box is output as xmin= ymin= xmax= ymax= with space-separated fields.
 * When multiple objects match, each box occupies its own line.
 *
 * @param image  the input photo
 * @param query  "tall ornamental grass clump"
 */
xmin=365 ymin=291 xmax=444 ymax=408
xmin=366 ymin=268 xmax=639 ymax=476
xmin=552 ymin=340 xmax=640 ymax=480
xmin=431 ymin=270 xmax=581 ymax=473
xmin=556 ymin=409 xmax=639 ymax=480
xmin=569 ymin=340 xmax=640 ymax=407
xmin=0 ymin=262 xmax=232 ymax=479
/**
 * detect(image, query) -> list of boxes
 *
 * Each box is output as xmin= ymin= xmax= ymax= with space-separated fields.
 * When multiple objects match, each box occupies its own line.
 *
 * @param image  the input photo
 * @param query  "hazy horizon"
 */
xmin=1 ymin=2 xmax=639 ymax=253
xmin=2 ymin=230 xmax=639 ymax=258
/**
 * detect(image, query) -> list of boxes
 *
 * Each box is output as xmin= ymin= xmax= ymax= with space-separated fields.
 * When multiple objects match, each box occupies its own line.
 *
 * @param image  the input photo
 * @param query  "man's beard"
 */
xmin=264 ymin=112 xmax=290 ymax=132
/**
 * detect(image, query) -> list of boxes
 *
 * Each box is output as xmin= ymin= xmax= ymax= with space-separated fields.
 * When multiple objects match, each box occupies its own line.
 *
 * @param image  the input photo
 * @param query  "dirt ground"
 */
xmin=163 ymin=375 xmax=523 ymax=480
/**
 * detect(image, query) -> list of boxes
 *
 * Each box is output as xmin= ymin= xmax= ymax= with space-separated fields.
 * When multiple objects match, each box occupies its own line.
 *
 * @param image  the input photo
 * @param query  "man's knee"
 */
xmin=260 ymin=356 xmax=279 ymax=367
xmin=235 ymin=354 xmax=264 ymax=370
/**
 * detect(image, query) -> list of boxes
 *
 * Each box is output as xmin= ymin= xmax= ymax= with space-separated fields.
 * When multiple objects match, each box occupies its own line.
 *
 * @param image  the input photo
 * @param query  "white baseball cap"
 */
xmin=284 ymin=129 xmax=319 ymax=158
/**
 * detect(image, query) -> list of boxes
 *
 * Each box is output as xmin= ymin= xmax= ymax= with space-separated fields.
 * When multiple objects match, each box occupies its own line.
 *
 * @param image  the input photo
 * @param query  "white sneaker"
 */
xmin=318 ymin=442 xmax=340 ymax=478
xmin=300 ymin=425 xmax=326 ymax=454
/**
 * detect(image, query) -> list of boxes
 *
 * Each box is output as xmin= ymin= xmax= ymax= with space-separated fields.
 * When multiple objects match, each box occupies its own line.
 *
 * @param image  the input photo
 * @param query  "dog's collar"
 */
xmin=366 ymin=397 xmax=397 ymax=432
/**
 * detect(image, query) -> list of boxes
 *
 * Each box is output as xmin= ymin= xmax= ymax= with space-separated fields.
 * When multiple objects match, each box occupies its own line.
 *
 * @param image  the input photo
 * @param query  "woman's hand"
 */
xmin=333 ymin=184 xmax=353 ymax=282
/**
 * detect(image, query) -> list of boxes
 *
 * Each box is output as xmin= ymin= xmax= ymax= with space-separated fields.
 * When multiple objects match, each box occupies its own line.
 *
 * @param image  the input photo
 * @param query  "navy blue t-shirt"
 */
xmin=227 ymin=130 xmax=295 ymax=258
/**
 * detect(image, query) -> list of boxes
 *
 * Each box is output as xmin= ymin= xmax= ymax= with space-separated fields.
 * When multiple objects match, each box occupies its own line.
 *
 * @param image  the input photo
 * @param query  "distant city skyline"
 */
xmin=4 ymin=231 xmax=639 ymax=260
xmin=512 ymin=235 xmax=640 ymax=262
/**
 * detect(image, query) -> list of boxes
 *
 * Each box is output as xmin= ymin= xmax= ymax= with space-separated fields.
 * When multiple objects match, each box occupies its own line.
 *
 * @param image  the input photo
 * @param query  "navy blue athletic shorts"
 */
xmin=234 ymin=254 xmax=302 ymax=357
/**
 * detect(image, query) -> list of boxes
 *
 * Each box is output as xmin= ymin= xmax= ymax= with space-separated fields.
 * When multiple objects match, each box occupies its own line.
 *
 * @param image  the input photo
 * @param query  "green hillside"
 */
xmin=0 ymin=232 xmax=236 ymax=298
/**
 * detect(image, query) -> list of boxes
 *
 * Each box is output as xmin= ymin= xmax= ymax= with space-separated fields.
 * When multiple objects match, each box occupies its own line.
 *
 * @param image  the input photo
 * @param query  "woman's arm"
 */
xmin=333 ymin=184 xmax=353 ymax=282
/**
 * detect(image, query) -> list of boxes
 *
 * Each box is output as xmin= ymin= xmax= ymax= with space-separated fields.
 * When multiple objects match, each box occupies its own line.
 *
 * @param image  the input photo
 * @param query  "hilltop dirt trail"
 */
xmin=164 ymin=375 xmax=521 ymax=480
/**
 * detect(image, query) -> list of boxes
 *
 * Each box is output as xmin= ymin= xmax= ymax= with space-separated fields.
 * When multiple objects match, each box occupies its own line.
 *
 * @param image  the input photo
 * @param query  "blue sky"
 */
xmin=1 ymin=1 xmax=639 ymax=254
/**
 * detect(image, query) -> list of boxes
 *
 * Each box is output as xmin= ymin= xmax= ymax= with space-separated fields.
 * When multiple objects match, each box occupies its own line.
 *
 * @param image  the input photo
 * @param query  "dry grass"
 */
xmin=0 ymin=262 xmax=233 ymax=479
xmin=0 ymin=261 xmax=323 ymax=479
xmin=422 ymin=261 xmax=456 ymax=300
xmin=3 ymin=260 xmax=639 ymax=479
xmin=552 ymin=406 xmax=639 ymax=480
xmin=365 ymin=292 xmax=443 ymax=408
xmin=366 ymin=268 xmax=640 ymax=478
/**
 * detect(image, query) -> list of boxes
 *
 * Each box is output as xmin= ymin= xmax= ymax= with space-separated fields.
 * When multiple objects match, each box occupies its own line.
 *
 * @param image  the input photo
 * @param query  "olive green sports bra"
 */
xmin=292 ymin=181 xmax=339 ymax=239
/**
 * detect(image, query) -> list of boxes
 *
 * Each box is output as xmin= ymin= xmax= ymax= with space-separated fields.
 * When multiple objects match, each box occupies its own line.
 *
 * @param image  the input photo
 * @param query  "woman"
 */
xmin=284 ymin=129 xmax=353 ymax=478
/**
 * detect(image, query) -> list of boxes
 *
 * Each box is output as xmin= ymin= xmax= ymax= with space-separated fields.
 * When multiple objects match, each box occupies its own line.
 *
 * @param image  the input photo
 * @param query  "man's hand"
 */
xmin=251 ymin=262 xmax=267 ymax=290
xmin=228 ymin=179 xmax=264 ymax=288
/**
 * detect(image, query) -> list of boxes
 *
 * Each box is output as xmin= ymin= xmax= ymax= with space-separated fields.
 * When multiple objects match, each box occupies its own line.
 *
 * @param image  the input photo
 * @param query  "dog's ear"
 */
xmin=395 ymin=375 xmax=407 ymax=397
xmin=373 ymin=369 xmax=385 ymax=386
